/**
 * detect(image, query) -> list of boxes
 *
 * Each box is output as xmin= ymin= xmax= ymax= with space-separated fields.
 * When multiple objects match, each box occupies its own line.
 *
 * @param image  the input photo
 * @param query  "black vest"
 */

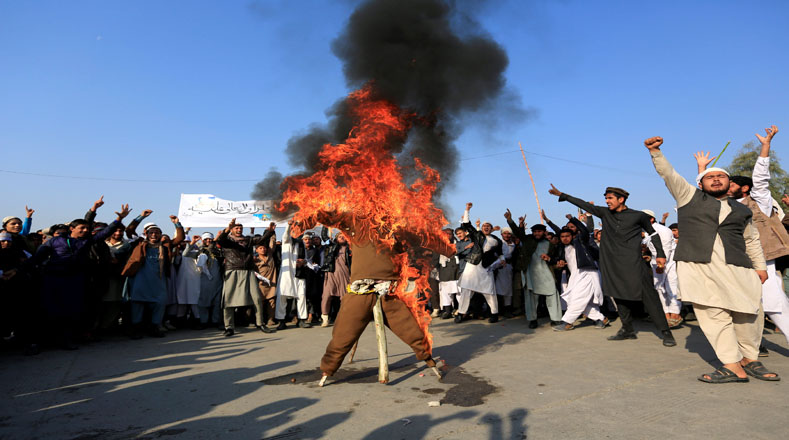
xmin=675 ymin=190 xmax=753 ymax=268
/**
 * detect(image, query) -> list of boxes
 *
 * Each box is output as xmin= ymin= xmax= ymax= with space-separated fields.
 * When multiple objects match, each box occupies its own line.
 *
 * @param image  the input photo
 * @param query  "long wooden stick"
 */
xmin=518 ymin=142 xmax=543 ymax=224
xmin=348 ymin=339 xmax=359 ymax=363
xmin=372 ymin=295 xmax=389 ymax=383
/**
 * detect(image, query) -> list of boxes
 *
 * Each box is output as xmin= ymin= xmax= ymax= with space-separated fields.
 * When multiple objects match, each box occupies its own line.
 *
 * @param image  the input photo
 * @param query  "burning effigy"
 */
xmin=279 ymin=85 xmax=456 ymax=385
xmin=254 ymin=0 xmax=528 ymax=385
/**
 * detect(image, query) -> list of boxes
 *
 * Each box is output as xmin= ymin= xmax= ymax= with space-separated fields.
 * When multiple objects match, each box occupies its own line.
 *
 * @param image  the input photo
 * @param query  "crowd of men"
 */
xmin=1 ymin=126 xmax=787 ymax=383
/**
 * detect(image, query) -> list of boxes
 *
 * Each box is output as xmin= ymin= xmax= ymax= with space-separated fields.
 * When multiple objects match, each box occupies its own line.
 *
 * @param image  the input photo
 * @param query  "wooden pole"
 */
xmin=518 ymin=142 xmax=543 ymax=224
xmin=348 ymin=339 xmax=359 ymax=363
xmin=372 ymin=295 xmax=389 ymax=383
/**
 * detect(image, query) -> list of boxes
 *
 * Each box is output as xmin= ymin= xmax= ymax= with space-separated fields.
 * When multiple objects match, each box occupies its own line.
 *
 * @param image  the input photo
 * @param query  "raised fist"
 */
xmin=644 ymin=137 xmax=663 ymax=150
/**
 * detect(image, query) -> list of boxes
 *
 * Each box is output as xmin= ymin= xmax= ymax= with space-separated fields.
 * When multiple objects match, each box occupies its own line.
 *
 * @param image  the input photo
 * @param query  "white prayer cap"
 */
xmin=500 ymin=227 xmax=513 ymax=234
xmin=2 ymin=216 xmax=20 ymax=227
xmin=143 ymin=222 xmax=161 ymax=233
xmin=201 ymin=232 xmax=214 ymax=240
xmin=696 ymin=167 xmax=730 ymax=185
xmin=641 ymin=209 xmax=656 ymax=219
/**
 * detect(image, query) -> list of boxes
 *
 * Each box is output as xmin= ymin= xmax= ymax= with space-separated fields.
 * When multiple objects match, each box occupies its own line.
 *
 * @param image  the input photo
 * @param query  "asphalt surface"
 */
xmin=2 ymin=315 xmax=788 ymax=440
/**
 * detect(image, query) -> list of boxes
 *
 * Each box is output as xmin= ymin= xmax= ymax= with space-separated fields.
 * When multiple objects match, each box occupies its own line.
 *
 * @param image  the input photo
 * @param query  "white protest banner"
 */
xmin=177 ymin=194 xmax=287 ymax=228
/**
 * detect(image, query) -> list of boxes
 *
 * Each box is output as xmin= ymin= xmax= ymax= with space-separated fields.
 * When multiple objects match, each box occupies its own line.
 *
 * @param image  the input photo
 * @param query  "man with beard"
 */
xmin=547 ymin=183 xmax=677 ymax=347
xmin=320 ymin=227 xmax=351 ymax=326
xmin=504 ymin=210 xmax=562 ymax=328
xmin=648 ymin=135 xmax=775 ymax=382
xmin=696 ymin=125 xmax=789 ymax=362
xmin=274 ymin=220 xmax=312 ymax=329
xmin=217 ymin=219 xmax=276 ymax=336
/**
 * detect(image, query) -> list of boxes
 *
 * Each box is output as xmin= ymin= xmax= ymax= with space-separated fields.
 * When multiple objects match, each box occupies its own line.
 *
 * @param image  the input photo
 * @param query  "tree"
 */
xmin=725 ymin=141 xmax=789 ymax=211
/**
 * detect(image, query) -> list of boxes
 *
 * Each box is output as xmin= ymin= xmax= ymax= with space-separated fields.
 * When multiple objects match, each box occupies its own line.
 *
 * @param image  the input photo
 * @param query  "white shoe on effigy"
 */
xmin=321 ymin=314 xmax=330 ymax=327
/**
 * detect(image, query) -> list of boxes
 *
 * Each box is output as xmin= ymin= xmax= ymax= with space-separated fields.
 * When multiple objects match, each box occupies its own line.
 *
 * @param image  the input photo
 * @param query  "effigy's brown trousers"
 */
xmin=320 ymin=293 xmax=435 ymax=375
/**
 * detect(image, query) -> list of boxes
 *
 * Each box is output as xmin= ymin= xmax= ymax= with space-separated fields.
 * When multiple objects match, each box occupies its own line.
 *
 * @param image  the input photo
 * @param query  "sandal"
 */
xmin=697 ymin=367 xmax=749 ymax=384
xmin=668 ymin=317 xmax=684 ymax=328
xmin=742 ymin=361 xmax=780 ymax=381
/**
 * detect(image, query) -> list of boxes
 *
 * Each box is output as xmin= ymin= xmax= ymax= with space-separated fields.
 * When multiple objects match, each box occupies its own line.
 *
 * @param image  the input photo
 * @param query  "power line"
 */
xmin=0 ymin=169 xmax=259 ymax=183
xmin=459 ymin=148 xmax=640 ymax=175
xmin=0 ymin=146 xmax=637 ymax=183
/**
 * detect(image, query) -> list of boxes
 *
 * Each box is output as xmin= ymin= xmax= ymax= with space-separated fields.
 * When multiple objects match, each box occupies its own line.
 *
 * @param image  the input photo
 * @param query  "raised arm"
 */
xmin=93 ymin=204 xmax=132 ymax=243
xmin=568 ymin=215 xmax=590 ymax=239
xmin=251 ymin=223 xmax=276 ymax=247
xmin=541 ymin=210 xmax=562 ymax=235
xmin=645 ymin=137 xmax=696 ymax=208
xmin=169 ymin=215 xmax=185 ymax=246
xmin=548 ymin=184 xmax=607 ymax=218
xmin=21 ymin=206 xmax=34 ymax=236
xmin=693 ymin=151 xmax=715 ymax=175
xmin=504 ymin=209 xmax=527 ymax=241
xmin=750 ymin=125 xmax=779 ymax=214
xmin=126 ymin=209 xmax=152 ymax=239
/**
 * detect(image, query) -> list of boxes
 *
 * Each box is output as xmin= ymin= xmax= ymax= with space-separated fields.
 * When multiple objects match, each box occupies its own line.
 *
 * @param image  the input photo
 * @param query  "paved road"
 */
xmin=2 ymin=316 xmax=787 ymax=439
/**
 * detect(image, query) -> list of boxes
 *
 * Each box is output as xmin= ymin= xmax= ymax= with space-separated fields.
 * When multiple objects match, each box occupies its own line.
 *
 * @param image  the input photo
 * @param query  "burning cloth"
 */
xmin=279 ymin=86 xmax=455 ymax=376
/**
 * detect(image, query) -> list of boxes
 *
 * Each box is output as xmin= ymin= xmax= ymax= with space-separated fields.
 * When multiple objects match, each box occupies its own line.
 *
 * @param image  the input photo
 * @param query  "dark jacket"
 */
xmin=432 ymin=251 xmax=459 ymax=281
xmin=551 ymin=218 xmax=598 ymax=272
xmin=320 ymin=227 xmax=352 ymax=273
xmin=217 ymin=229 xmax=274 ymax=271
xmin=455 ymin=239 xmax=473 ymax=274
xmin=460 ymin=221 xmax=502 ymax=268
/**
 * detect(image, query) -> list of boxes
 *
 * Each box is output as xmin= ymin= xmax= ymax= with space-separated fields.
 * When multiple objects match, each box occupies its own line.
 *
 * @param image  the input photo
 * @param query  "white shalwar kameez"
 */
xmin=458 ymin=235 xmax=501 ymax=315
xmin=495 ymin=241 xmax=516 ymax=307
xmin=743 ymin=156 xmax=789 ymax=344
xmin=560 ymin=243 xmax=605 ymax=324
xmin=274 ymin=223 xmax=308 ymax=321
xmin=175 ymin=244 xmax=202 ymax=318
xmin=438 ymin=255 xmax=460 ymax=308
xmin=645 ymin=222 xmax=682 ymax=314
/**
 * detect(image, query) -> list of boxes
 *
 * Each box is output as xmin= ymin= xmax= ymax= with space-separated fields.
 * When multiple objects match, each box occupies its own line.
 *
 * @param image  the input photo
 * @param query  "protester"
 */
xmin=274 ymin=220 xmax=311 ymax=329
xmin=320 ymin=226 xmax=351 ymax=327
xmin=19 ymin=199 xmax=130 ymax=349
xmin=550 ymin=217 xmax=607 ymax=331
xmin=547 ymin=183 xmax=677 ymax=346
xmin=253 ymin=225 xmax=279 ymax=327
xmin=175 ymin=235 xmax=203 ymax=327
xmin=647 ymin=135 xmax=776 ymax=382
xmin=98 ymin=222 xmax=132 ymax=333
xmin=217 ymin=219 xmax=276 ymax=336
xmin=197 ymin=232 xmax=223 ymax=329
xmin=642 ymin=210 xmax=683 ymax=328
xmin=698 ymin=126 xmax=789 ymax=356
xmin=122 ymin=211 xmax=184 ymax=338
xmin=455 ymin=203 xmax=503 ymax=323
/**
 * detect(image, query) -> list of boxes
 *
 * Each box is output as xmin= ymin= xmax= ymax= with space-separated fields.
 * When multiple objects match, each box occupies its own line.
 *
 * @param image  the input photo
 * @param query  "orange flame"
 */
xmin=280 ymin=83 xmax=450 ymax=353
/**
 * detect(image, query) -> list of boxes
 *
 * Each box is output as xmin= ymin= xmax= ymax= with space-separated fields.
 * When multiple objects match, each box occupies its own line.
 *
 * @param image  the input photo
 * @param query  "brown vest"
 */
xmin=743 ymin=195 xmax=789 ymax=261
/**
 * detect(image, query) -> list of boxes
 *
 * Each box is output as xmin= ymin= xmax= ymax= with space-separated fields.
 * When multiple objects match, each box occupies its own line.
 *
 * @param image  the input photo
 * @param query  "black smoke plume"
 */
xmin=252 ymin=0 xmax=526 ymax=213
